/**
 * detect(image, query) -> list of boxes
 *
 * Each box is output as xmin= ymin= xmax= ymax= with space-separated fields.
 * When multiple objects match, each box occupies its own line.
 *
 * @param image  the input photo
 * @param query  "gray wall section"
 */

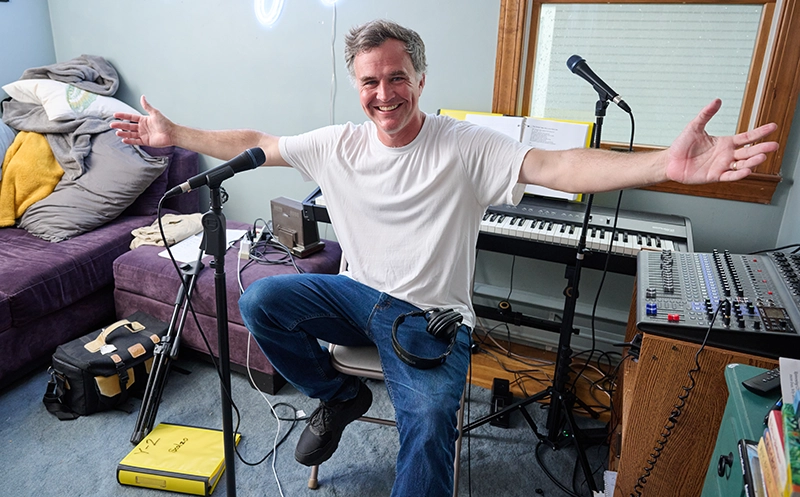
xmin=5 ymin=0 xmax=798 ymax=346
xmin=0 ymin=0 xmax=56 ymax=99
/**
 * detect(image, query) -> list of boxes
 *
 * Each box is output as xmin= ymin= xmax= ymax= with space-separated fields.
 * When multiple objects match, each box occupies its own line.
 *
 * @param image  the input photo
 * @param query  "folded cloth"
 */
xmin=20 ymin=54 xmax=119 ymax=96
xmin=0 ymin=131 xmax=64 ymax=227
xmin=130 ymin=213 xmax=203 ymax=249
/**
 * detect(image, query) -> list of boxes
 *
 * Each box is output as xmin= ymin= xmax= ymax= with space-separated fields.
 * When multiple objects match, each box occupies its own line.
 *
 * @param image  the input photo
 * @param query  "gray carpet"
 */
xmin=0 ymin=356 xmax=609 ymax=496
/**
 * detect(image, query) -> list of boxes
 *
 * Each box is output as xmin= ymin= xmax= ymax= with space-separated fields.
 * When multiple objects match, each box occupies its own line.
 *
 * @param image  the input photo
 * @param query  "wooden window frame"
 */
xmin=494 ymin=0 xmax=800 ymax=204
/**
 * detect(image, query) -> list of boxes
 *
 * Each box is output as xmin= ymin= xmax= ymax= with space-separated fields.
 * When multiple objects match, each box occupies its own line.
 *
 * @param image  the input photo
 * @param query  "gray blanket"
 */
xmin=1 ymin=55 xmax=121 ymax=180
xmin=2 ymin=101 xmax=113 ymax=181
xmin=20 ymin=54 xmax=119 ymax=96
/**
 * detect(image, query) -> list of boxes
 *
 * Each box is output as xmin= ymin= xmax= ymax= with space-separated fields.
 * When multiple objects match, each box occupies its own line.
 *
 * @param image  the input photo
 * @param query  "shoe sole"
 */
xmin=295 ymin=431 xmax=344 ymax=466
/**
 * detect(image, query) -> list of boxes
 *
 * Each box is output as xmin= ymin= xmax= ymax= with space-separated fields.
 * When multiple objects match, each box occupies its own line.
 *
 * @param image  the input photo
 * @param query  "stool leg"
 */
xmin=308 ymin=465 xmax=319 ymax=489
xmin=453 ymin=387 xmax=465 ymax=497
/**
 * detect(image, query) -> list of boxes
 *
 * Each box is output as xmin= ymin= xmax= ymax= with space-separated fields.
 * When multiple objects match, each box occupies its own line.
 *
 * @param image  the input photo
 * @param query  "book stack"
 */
xmin=746 ymin=358 xmax=800 ymax=497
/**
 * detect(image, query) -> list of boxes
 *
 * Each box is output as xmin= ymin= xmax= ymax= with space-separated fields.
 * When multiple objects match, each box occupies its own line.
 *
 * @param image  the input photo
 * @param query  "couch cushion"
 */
xmin=0 ymin=216 xmax=153 ymax=332
xmin=18 ymin=131 xmax=169 ymax=242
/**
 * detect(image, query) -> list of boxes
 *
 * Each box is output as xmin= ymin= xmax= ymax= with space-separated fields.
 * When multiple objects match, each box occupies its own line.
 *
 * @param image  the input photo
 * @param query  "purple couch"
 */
xmin=0 ymin=146 xmax=199 ymax=390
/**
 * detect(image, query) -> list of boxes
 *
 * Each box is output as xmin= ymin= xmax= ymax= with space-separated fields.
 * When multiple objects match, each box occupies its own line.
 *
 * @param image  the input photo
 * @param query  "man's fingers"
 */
xmin=141 ymin=95 xmax=153 ymax=113
xmin=693 ymin=99 xmax=722 ymax=128
xmin=732 ymin=139 xmax=779 ymax=162
xmin=110 ymin=119 xmax=136 ymax=130
xmin=732 ymin=122 xmax=778 ymax=147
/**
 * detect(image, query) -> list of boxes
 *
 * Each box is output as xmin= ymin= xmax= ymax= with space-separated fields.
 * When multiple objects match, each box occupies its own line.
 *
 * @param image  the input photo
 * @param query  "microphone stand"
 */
xmin=464 ymin=96 xmax=612 ymax=494
xmin=202 ymin=183 xmax=237 ymax=497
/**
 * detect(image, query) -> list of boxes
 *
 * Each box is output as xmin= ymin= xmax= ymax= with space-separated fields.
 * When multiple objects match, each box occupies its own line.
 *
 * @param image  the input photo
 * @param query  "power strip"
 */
xmin=238 ymin=239 xmax=251 ymax=260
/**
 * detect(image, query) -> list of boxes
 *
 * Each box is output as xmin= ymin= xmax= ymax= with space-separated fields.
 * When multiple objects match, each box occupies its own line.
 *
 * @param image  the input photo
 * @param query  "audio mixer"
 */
xmin=636 ymin=249 xmax=800 ymax=359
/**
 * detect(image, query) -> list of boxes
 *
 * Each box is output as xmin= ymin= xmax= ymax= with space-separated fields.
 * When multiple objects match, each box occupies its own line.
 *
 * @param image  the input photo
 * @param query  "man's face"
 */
xmin=353 ymin=38 xmax=426 ymax=148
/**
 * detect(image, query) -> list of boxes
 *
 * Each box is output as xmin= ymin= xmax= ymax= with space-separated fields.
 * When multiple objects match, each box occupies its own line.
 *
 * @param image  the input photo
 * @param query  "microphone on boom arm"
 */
xmin=566 ymin=55 xmax=631 ymax=113
xmin=164 ymin=147 xmax=267 ymax=199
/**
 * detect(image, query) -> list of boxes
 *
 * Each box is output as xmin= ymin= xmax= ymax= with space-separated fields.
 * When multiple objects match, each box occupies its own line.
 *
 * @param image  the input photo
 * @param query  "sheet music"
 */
xmin=521 ymin=117 xmax=592 ymax=201
xmin=521 ymin=117 xmax=591 ymax=151
xmin=465 ymin=114 xmax=525 ymax=141
xmin=158 ymin=229 xmax=247 ymax=263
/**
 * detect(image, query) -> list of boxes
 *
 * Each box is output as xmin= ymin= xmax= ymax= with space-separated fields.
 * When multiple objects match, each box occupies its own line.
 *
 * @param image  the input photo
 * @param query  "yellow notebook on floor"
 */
xmin=117 ymin=423 xmax=241 ymax=496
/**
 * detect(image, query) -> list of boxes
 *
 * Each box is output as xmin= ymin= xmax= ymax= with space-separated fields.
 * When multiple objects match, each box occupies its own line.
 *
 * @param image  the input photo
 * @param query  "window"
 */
xmin=493 ymin=0 xmax=800 ymax=204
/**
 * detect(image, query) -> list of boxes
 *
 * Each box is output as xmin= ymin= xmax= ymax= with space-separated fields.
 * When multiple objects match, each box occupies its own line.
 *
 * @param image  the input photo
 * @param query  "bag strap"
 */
xmin=42 ymin=368 xmax=80 ymax=421
xmin=83 ymin=319 xmax=145 ymax=353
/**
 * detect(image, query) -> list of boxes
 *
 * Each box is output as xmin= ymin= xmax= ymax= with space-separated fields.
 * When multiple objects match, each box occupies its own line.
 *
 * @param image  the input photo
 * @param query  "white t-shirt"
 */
xmin=279 ymin=113 xmax=530 ymax=328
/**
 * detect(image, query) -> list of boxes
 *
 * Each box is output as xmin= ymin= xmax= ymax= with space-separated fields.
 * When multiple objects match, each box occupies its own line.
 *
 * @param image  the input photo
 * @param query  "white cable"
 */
xmin=236 ymin=241 xmax=285 ymax=497
xmin=329 ymin=4 xmax=337 ymax=125
xmin=246 ymin=336 xmax=285 ymax=497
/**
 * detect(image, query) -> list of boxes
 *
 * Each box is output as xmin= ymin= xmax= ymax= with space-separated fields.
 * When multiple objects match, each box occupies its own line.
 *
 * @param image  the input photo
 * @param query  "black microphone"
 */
xmin=566 ymin=55 xmax=631 ymax=113
xmin=164 ymin=147 xmax=266 ymax=199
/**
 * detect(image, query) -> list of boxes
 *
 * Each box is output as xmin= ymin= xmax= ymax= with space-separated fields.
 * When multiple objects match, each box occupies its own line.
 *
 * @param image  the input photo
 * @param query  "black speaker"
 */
xmin=391 ymin=308 xmax=462 ymax=369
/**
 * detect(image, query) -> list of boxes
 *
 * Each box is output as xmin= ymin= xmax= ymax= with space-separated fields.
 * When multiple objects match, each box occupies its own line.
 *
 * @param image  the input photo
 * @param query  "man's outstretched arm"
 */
xmin=111 ymin=95 xmax=290 ymax=167
xmin=518 ymin=99 xmax=779 ymax=193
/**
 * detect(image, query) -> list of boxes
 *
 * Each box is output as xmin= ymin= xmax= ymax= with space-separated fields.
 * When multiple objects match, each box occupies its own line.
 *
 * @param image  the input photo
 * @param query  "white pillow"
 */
xmin=1 ymin=79 xmax=140 ymax=121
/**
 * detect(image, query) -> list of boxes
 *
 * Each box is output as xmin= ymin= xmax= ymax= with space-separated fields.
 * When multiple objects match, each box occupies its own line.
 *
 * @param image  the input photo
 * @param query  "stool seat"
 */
xmin=328 ymin=343 xmax=384 ymax=380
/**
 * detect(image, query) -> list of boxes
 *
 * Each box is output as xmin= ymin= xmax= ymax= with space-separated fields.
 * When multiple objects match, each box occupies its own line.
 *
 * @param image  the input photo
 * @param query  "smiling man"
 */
xmin=112 ymin=19 xmax=778 ymax=496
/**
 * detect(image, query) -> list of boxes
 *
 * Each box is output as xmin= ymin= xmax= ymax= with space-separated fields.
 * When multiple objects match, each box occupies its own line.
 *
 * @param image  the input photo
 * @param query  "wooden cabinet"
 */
xmin=612 ymin=334 xmax=777 ymax=496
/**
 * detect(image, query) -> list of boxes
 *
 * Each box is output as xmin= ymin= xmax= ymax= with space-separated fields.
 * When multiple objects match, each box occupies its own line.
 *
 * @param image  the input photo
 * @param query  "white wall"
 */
xmin=11 ymin=0 xmax=800 ymax=348
xmin=44 ymin=0 xmax=502 ymax=226
xmin=0 ymin=0 xmax=55 ymax=98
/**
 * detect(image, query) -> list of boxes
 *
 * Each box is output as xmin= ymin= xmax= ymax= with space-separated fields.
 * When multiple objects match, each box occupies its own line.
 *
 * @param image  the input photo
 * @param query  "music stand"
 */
xmin=464 ymin=97 xmax=614 ymax=494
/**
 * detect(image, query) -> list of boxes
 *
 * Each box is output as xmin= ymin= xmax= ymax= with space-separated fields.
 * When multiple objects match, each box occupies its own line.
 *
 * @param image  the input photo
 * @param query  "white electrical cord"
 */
xmin=329 ymin=3 xmax=337 ymax=126
xmin=237 ymin=243 xmax=286 ymax=497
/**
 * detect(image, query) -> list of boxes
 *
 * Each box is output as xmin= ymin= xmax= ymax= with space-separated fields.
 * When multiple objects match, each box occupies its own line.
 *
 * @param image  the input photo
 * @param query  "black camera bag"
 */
xmin=43 ymin=311 xmax=168 ymax=420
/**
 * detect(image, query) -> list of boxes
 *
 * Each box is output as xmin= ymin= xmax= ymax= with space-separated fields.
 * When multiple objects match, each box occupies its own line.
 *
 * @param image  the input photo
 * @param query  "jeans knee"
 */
xmin=238 ymin=276 xmax=283 ymax=325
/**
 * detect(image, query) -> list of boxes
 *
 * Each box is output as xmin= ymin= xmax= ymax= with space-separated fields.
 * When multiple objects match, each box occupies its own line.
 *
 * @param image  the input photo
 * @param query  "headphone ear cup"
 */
xmin=426 ymin=309 xmax=462 ymax=341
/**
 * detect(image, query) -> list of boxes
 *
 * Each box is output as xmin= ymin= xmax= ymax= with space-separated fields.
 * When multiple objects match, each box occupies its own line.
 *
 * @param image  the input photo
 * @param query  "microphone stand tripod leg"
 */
xmin=130 ymin=250 xmax=204 ymax=445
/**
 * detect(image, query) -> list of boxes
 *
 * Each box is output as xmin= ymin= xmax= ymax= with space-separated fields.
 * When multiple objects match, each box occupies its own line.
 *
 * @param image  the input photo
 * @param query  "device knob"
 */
xmin=717 ymin=452 xmax=734 ymax=477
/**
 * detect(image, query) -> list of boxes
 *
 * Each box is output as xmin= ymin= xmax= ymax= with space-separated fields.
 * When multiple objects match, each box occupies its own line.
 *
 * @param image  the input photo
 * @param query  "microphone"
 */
xmin=164 ymin=147 xmax=266 ymax=199
xmin=566 ymin=55 xmax=631 ymax=113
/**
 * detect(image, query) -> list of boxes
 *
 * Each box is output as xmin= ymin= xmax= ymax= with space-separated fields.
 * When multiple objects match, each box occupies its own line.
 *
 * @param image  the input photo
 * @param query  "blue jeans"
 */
xmin=238 ymin=273 xmax=471 ymax=497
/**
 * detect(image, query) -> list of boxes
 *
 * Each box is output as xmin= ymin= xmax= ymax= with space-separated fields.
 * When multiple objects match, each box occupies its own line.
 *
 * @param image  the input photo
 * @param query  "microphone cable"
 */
xmin=629 ymin=301 xmax=718 ymax=497
xmin=569 ymin=109 xmax=635 ymax=414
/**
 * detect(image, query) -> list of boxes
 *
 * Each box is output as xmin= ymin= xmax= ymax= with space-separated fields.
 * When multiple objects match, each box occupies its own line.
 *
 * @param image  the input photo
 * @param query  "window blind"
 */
xmin=530 ymin=3 xmax=763 ymax=146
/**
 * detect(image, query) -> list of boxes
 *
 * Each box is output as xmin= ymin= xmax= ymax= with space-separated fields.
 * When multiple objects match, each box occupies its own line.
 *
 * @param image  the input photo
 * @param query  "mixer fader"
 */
xmin=636 ymin=249 xmax=800 ymax=358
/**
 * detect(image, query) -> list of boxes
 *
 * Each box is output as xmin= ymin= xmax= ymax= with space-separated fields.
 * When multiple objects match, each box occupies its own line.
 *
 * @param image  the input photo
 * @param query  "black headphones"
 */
xmin=391 ymin=308 xmax=463 ymax=369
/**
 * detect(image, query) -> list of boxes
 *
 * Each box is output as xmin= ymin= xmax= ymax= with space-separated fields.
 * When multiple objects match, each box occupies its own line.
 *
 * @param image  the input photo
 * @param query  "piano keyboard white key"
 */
xmin=479 ymin=217 xmax=683 ymax=258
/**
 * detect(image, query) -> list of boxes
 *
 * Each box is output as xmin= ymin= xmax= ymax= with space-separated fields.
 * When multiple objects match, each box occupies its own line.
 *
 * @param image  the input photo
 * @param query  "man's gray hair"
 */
xmin=344 ymin=19 xmax=427 ymax=82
